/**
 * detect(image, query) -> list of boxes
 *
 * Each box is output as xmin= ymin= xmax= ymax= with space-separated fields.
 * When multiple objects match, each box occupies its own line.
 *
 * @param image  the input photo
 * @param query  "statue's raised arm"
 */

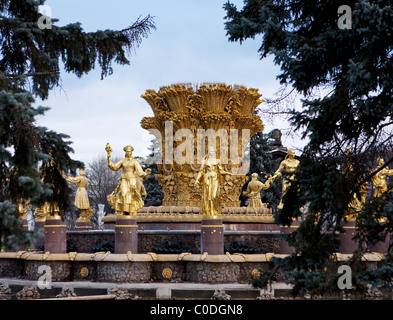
xmin=105 ymin=143 xmax=112 ymax=159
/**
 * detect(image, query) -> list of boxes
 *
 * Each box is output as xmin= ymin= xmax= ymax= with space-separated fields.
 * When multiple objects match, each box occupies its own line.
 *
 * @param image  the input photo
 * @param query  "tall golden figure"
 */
xmin=371 ymin=157 xmax=393 ymax=198
xmin=62 ymin=169 xmax=92 ymax=222
xmin=195 ymin=147 xmax=232 ymax=218
xmin=342 ymin=155 xmax=369 ymax=217
xmin=106 ymin=143 xmax=151 ymax=217
xmin=265 ymin=148 xmax=300 ymax=209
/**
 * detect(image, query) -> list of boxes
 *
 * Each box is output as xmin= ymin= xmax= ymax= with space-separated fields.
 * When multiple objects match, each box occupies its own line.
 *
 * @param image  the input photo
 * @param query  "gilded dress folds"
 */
xmin=371 ymin=158 xmax=393 ymax=197
xmin=244 ymin=179 xmax=264 ymax=207
xmin=108 ymin=157 xmax=147 ymax=214
xmin=196 ymin=158 xmax=228 ymax=217
xmin=63 ymin=175 xmax=90 ymax=210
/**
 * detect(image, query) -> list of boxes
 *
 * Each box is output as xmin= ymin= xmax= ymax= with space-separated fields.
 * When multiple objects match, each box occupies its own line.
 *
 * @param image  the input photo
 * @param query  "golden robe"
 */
xmin=64 ymin=175 xmax=90 ymax=210
xmin=244 ymin=179 xmax=264 ymax=207
xmin=196 ymin=158 xmax=228 ymax=217
xmin=108 ymin=157 xmax=147 ymax=215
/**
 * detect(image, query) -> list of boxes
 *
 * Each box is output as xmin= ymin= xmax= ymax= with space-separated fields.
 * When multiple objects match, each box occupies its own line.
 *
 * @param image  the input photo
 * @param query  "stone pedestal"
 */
xmin=44 ymin=217 xmax=67 ymax=253
xmin=75 ymin=221 xmax=92 ymax=230
xmin=102 ymin=214 xmax=116 ymax=230
xmin=200 ymin=219 xmax=224 ymax=255
xmin=21 ymin=218 xmax=29 ymax=232
xmin=370 ymin=233 xmax=390 ymax=254
xmin=104 ymin=222 xmax=116 ymax=230
xmin=339 ymin=220 xmax=391 ymax=254
xmin=339 ymin=220 xmax=359 ymax=254
xmin=115 ymin=216 xmax=138 ymax=253
xmin=279 ymin=220 xmax=301 ymax=254
xmin=34 ymin=219 xmax=45 ymax=249
xmin=370 ymin=223 xmax=390 ymax=254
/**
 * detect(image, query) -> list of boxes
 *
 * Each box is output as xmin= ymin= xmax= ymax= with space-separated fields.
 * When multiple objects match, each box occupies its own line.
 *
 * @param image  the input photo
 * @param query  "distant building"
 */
xmin=265 ymin=129 xmax=288 ymax=161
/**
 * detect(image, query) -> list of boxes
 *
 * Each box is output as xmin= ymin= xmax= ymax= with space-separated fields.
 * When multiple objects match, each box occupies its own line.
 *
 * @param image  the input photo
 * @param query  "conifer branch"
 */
xmin=119 ymin=14 xmax=156 ymax=54
xmin=7 ymin=71 xmax=60 ymax=78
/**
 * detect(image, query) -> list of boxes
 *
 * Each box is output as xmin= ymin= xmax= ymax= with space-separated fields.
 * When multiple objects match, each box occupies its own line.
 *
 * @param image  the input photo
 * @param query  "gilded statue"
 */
xmin=33 ymin=167 xmax=50 ymax=221
xmin=371 ymin=157 xmax=393 ymax=198
xmin=195 ymin=147 xmax=232 ymax=218
xmin=348 ymin=182 xmax=369 ymax=216
xmin=17 ymin=199 xmax=30 ymax=220
xmin=243 ymin=173 xmax=268 ymax=207
xmin=264 ymin=148 xmax=300 ymax=209
xmin=62 ymin=169 xmax=93 ymax=223
xmin=34 ymin=204 xmax=48 ymax=222
xmin=343 ymin=157 xmax=369 ymax=218
xmin=38 ymin=156 xmax=60 ymax=218
xmin=105 ymin=143 xmax=151 ymax=217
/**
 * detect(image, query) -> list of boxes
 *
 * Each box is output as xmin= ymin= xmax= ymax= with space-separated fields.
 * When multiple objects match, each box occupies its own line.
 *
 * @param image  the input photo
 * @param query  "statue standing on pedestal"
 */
xmin=17 ymin=199 xmax=30 ymax=220
xmin=264 ymin=148 xmax=300 ymax=209
xmin=341 ymin=151 xmax=369 ymax=217
xmin=371 ymin=157 xmax=393 ymax=198
xmin=195 ymin=147 xmax=232 ymax=217
xmin=243 ymin=173 xmax=267 ymax=207
xmin=34 ymin=204 xmax=48 ymax=221
xmin=62 ymin=169 xmax=92 ymax=223
xmin=105 ymin=143 xmax=151 ymax=217
xmin=39 ymin=157 xmax=61 ymax=218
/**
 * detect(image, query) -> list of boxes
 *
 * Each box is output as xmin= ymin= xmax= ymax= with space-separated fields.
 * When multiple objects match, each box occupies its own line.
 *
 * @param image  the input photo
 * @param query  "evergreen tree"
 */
xmin=142 ymin=138 xmax=163 ymax=207
xmin=0 ymin=0 xmax=155 ymax=249
xmin=224 ymin=0 xmax=393 ymax=296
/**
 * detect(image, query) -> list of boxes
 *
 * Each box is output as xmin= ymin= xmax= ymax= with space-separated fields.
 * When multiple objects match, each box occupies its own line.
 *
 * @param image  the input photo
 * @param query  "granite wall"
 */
xmin=0 ymin=258 xmax=276 ymax=284
xmin=67 ymin=230 xmax=280 ymax=254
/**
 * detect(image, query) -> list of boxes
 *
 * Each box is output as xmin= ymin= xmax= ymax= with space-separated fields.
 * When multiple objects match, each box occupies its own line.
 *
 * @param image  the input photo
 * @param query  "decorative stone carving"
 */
xmin=161 ymin=267 xmax=173 ymax=279
xmin=80 ymin=267 xmax=89 ymax=278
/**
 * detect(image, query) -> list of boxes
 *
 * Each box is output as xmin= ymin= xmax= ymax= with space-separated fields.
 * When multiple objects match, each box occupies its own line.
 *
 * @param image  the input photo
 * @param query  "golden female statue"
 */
xmin=106 ymin=143 xmax=151 ymax=217
xmin=243 ymin=173 xmax=267 ymax=207
xmin=33 ymin=166 xmax=50 ymax=220
xmin=34 ymin=204 xmax=48 ymax=222
xmin=37 ymin=156 xmax=61 ymax=218
xmin=371 ymin=157 xmax=393 ymax=198
xmin=265 ymin=148 xmax=300 ymax=209
xmin=195 ymin=147 xmax=232 ymax=218
xmin=17 ymin=199 xmax=30 ymax=220
xmin=62 ymin=169 xmax=92 ymax=222
xmin=343 ymin=161 xmax=369 ymax=218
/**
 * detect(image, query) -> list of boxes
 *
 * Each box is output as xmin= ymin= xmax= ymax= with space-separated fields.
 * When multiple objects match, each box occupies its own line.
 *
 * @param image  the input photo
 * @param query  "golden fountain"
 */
xmin=137 ymin=83 xmax=273 ymax=222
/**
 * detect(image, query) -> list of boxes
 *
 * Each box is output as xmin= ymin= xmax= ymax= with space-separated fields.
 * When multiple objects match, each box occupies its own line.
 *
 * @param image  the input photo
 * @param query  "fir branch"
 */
xmin=6 ymin=71 xmax=60 ymax=78
xmin=119 ymin=14 xmax=156 ymax=55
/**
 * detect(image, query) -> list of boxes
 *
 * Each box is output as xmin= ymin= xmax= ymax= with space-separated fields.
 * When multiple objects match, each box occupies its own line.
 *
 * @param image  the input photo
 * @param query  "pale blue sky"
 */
xmin=36 ymin=0 xmax=305 ymax=165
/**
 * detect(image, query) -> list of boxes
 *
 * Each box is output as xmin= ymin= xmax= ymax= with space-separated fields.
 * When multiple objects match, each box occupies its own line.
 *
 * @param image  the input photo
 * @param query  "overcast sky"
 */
xmin=35 ymin=0 xmax=307 ymax=165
